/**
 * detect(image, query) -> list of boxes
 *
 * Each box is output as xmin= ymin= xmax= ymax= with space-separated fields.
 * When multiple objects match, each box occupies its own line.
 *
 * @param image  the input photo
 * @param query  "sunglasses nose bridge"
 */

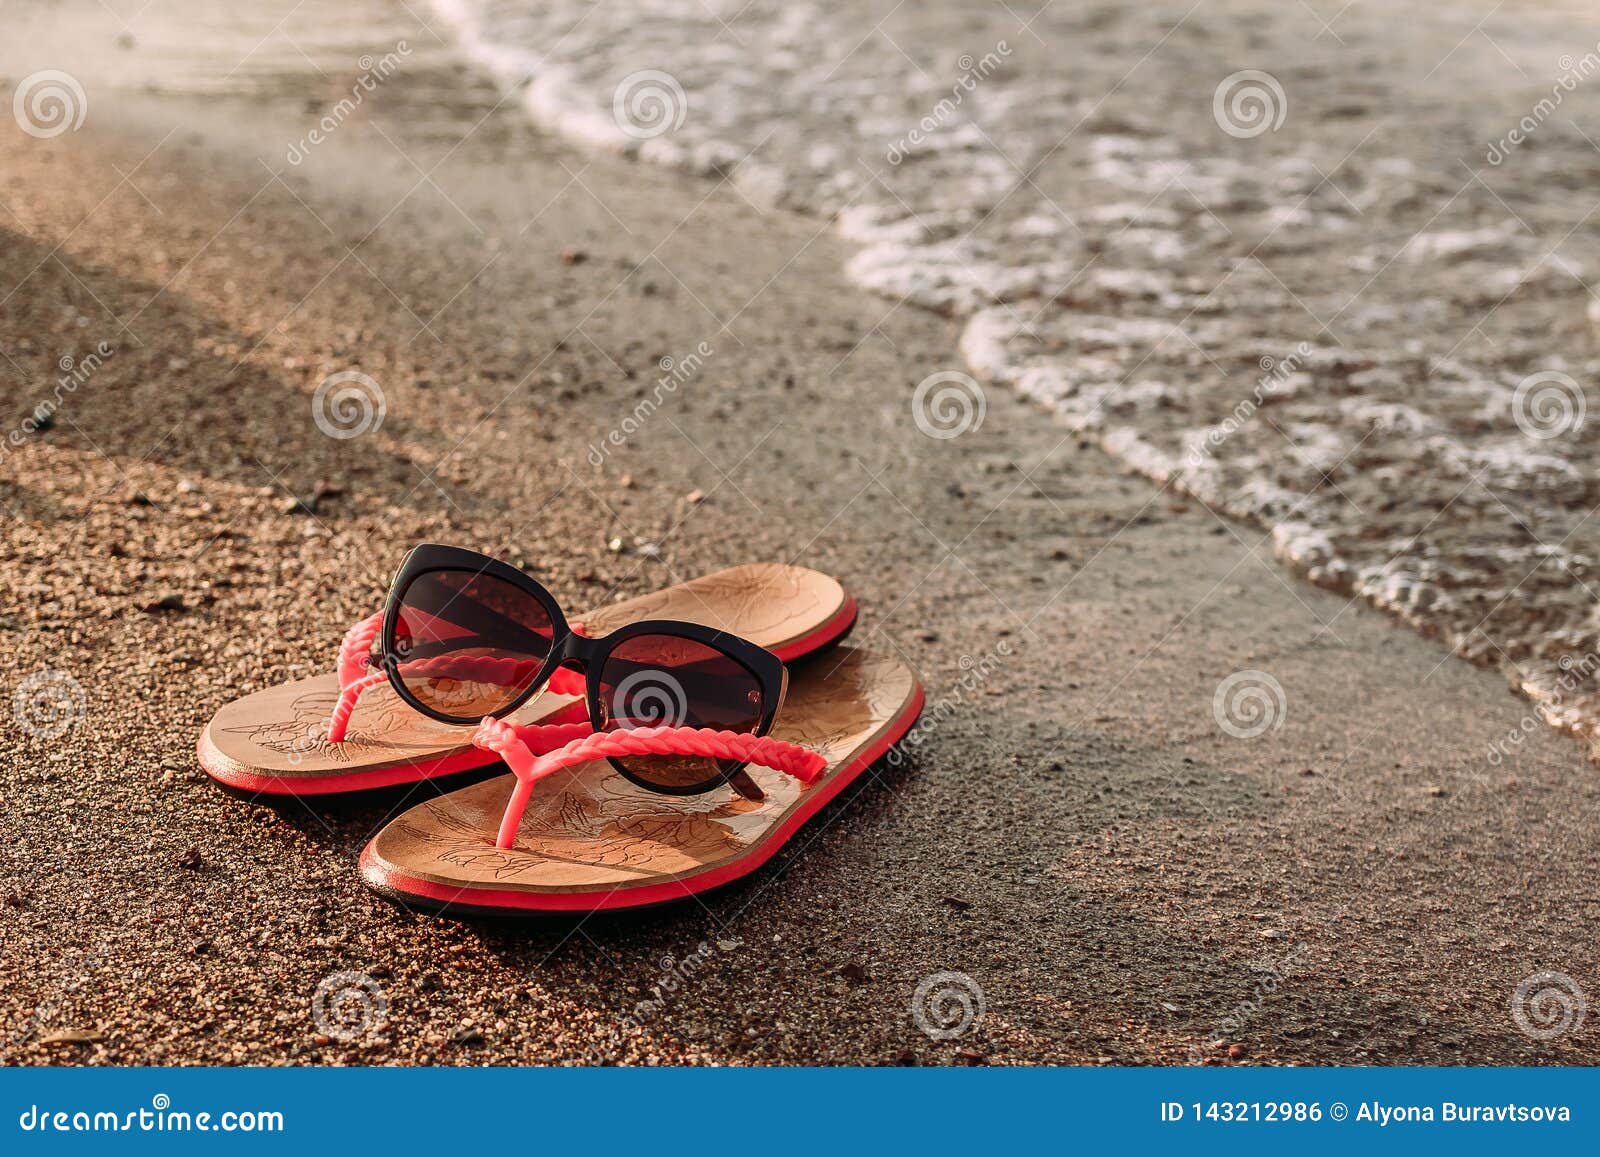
xmin=553 ymin=627 xmax=597 ymax=668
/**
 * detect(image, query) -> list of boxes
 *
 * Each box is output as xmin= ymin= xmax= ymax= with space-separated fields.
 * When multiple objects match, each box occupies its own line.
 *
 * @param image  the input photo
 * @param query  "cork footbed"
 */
xmin=197 ymin=563 xmax=854 ymax=795
xmin=360 ymin=647 xmax=921 ymax=913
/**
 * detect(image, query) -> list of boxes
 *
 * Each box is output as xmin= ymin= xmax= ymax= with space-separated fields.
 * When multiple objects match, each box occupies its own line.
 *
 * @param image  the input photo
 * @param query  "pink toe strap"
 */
xmin=472 ymin=720 xmax=597 ymax=764
xmin=327 ymin=611 xmax=387 ymax=743
xmin=473 ymin=718 xmax=828 ymax=848
xmin=337 ymin=611 xmax=386 ymax=689
xmin=327 ymin=670 xmax=390 ymax=742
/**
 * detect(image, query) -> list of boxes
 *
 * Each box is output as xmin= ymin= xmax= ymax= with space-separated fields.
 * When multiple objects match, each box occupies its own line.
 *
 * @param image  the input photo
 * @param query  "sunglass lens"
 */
xmin=390 ymin=568 xmax=555 ymax=721
xmin=595 ymin=633 xmax=765 ymax=792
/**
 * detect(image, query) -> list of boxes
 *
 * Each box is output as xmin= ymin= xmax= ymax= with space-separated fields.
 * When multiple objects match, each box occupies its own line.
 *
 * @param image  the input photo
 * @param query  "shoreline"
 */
xmin=426 ymin=0 xmax=1600 ymax=766
xmin=1 ymin=1 xmax=1597 ymax=1066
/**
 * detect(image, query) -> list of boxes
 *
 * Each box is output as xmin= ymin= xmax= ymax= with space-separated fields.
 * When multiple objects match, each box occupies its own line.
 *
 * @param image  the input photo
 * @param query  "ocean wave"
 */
xmin=431 ymin=0 xmax=1600 ymax=757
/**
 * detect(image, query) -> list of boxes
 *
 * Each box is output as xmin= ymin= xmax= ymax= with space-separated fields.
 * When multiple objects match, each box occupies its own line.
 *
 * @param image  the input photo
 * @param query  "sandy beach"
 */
xmin=2 ymin=0 xmax=1598 ymax=1065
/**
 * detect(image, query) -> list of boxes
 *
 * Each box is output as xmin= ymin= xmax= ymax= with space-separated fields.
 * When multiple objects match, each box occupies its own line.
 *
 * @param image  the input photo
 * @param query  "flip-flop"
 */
xmin=198 ymin=563 xmax=856 ymax=796
xmin=358 ymin=646 xmax=922 ymax=914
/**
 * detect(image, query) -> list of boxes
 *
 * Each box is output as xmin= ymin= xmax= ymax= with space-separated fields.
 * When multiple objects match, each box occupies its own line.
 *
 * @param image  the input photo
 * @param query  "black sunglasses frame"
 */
xmin=377 ymin=543 xmax=787 ymax=795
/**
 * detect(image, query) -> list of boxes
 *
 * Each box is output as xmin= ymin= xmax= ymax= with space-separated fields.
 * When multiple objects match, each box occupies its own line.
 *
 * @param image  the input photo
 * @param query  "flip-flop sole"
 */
xmin=359 ymin=647 xmax=921 ymax=914
xmin=198 ymin=564 xmax=856 ymax=797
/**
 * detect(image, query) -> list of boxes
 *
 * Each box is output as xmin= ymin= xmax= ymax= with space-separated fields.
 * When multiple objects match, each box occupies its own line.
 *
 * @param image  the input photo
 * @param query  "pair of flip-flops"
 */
xmin=198 ymin=545 xmax=923 ymax=914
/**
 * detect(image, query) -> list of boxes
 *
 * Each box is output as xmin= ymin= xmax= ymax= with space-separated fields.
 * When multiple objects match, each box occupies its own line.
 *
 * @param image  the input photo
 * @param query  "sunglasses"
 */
xmin=375 ymin=544 xmax=787 ymax=796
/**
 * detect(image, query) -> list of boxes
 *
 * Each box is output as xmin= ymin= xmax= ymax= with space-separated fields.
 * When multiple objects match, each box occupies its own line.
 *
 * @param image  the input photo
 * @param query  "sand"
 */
xmin=2 ymin=3 xmax=1597 ymax=1066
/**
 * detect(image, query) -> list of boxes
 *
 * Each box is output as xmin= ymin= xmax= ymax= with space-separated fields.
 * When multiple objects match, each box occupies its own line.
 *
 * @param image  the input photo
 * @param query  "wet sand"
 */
xmin=2 ymin=4 xmax=1598 ymax=1065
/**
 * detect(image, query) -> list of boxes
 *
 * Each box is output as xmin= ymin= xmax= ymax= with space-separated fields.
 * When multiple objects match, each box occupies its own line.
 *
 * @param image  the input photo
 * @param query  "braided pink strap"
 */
xmin=474 ymin=718 xmax=828 ymax=848
xmin=326 ymin=612 xmax=386 ymax=742
xmin=469 ymin=720 xmax=597 ymax=768
xmin=337 ymin=612 xmax=385 ymax=687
